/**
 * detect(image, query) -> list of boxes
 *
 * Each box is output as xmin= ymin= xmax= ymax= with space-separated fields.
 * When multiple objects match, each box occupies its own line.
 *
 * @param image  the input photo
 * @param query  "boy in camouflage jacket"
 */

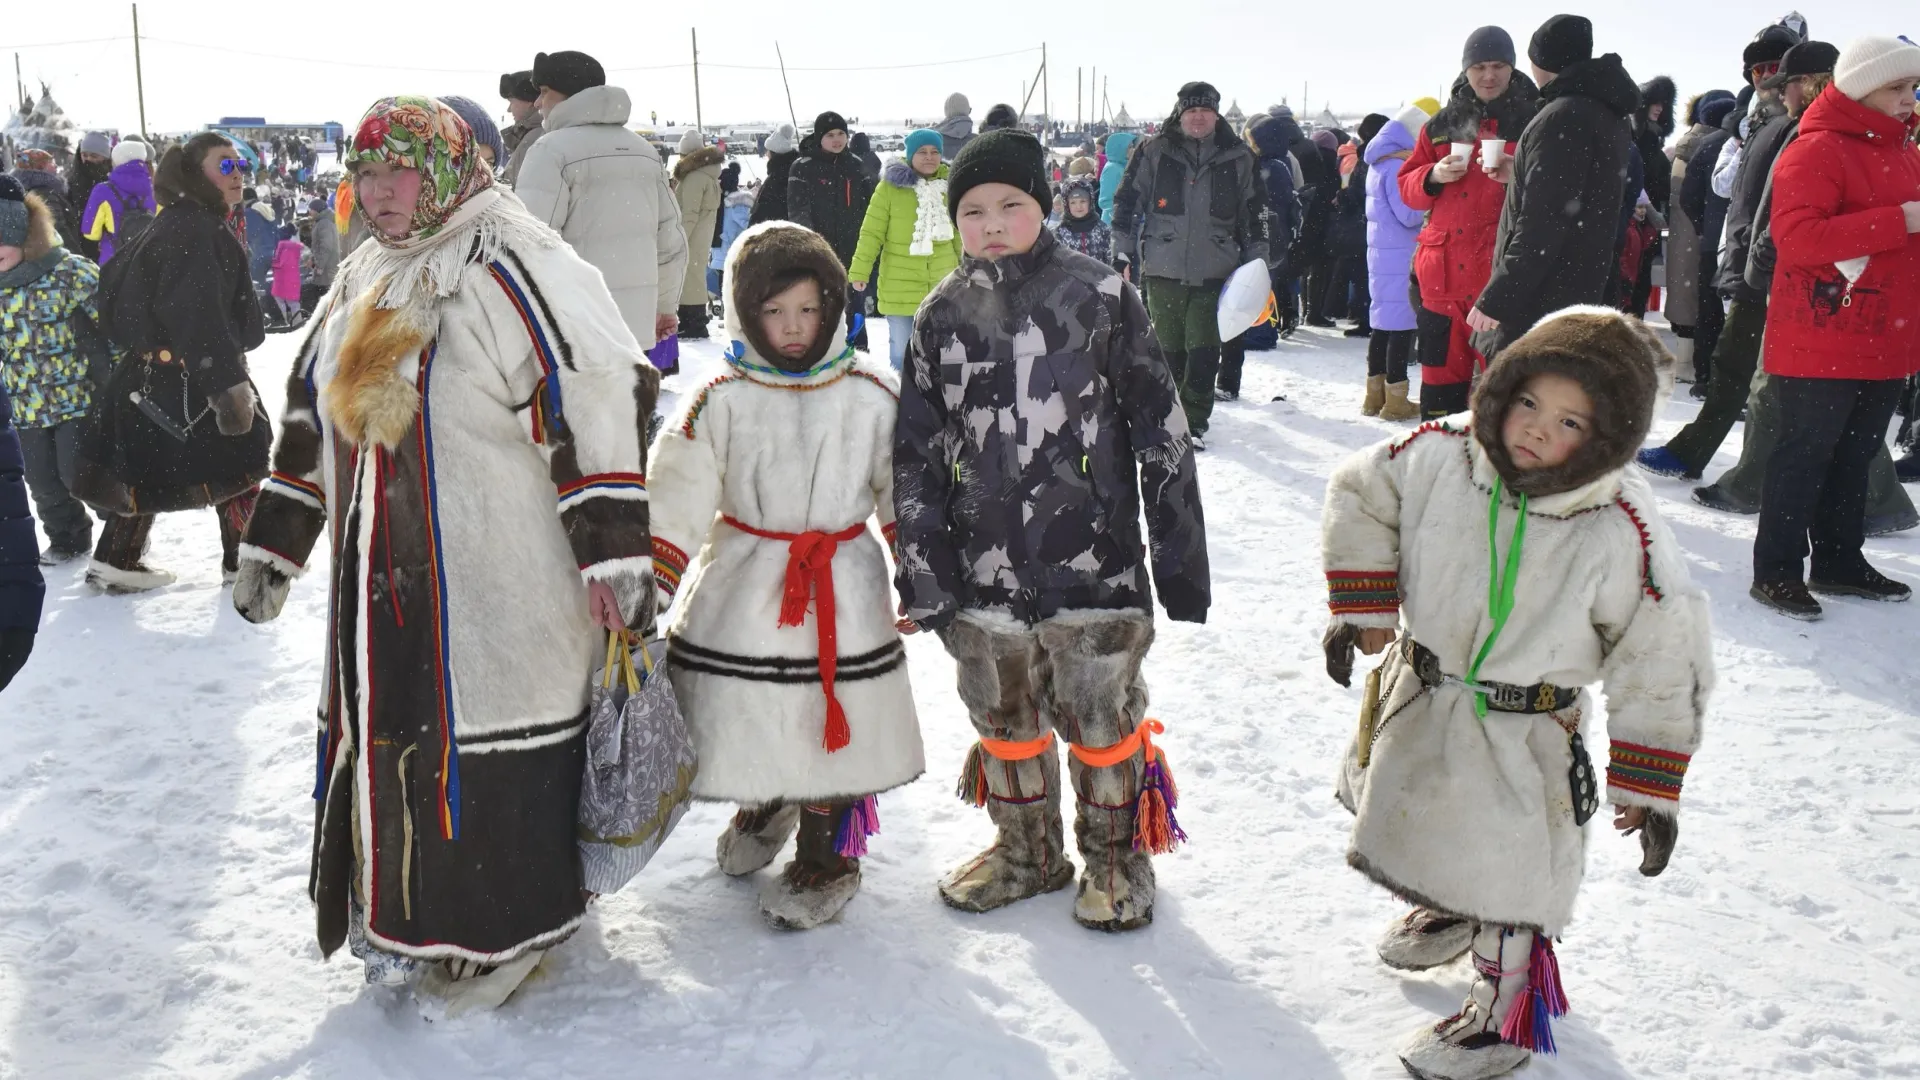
xmin=0 ymin=178 xmax=101 ymax=562
xmin=894 ymin=130 xmax=1209 ymax=932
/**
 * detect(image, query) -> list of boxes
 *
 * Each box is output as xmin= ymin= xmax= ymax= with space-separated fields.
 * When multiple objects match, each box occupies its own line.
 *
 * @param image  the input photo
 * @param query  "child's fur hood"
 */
xmin=1471 ymin=306 xmax=1674 ymax=497
xmin=20 ymin=192 xmax=62 ymax=261
xmin=725 ymin=222 xmax=848 ymax=370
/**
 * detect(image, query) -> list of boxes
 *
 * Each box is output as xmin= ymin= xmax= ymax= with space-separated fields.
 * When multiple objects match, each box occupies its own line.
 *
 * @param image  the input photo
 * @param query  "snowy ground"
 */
xmin=4 ymin=321 xmax=1919 ymax=1080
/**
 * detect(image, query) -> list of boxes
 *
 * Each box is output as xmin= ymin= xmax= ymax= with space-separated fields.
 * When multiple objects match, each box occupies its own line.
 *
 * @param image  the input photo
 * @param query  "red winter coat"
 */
xmin=1400 ymin=120 xmax=1514 ymax=305
xmin=1765 ymin=85 xmax=1920 ymax=381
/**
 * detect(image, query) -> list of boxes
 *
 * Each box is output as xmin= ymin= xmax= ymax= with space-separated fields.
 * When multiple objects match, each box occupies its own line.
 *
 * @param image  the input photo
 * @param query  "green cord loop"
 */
xmin=1466 ymin=478 xmax=1527 ymax=719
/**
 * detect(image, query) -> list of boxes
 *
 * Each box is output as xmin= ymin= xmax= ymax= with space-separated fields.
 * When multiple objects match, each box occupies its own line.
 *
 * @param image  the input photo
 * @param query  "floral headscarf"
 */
xmin=346 ymin=95 xmax=493 ymax=243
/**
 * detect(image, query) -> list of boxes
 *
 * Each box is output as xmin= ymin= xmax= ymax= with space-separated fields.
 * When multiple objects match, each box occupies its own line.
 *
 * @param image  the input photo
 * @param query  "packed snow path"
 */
xmin=3 ymin=323 xmax=1917 ymax=1079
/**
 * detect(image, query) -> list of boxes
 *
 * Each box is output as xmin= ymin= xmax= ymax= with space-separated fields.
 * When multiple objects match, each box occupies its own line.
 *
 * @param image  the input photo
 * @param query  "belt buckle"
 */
xmin=1486 ymin=682 xmax=1528 ymax=712
xmin=1414 ymin=646 xmax=1444 ymax=688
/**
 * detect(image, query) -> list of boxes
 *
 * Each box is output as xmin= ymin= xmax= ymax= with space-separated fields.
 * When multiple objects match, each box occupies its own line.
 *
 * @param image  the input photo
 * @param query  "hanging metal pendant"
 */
xmin=1568 ymin=731 xmax=1599 ymax=826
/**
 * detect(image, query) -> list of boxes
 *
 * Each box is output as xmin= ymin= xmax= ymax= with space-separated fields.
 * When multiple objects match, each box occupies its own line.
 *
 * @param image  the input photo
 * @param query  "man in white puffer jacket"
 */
xmin=517 ymin=50 xmax=689 ymax=347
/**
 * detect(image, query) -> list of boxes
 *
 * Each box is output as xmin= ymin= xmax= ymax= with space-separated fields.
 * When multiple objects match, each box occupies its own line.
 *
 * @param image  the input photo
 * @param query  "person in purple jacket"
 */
xmin=80 ymin=139 xmax=156 ymax=263
xmin=1360 ymin=103 xmax=1430 ymax=421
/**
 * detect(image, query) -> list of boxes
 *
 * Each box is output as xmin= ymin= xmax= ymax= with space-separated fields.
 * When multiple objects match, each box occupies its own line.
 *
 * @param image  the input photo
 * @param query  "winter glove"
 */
xmin=1624 ymin=809 xmax=1679 ymax=877
xmin=211 ymin=382 xmax=258 ymax=437
xmin=1323 ymin=622 xmax=1358 ymax=688
xmin=232 ymin=558 xmax=292 ymax=624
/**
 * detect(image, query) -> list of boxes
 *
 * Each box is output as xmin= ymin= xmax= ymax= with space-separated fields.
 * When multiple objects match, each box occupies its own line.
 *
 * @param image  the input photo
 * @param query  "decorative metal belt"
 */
xmin=1403 ymin=638 xmax=1578 ymax=715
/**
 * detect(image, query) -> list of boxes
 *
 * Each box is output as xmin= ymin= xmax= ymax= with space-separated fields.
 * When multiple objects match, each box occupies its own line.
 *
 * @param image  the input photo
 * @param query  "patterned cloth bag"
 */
xmin=578 ymin=633 xmax=697 ymax=894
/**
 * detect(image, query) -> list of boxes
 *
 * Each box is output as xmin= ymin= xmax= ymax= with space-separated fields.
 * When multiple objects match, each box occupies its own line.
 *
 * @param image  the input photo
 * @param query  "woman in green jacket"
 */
xmin=849 ymin=128 xmax=961 ymax=370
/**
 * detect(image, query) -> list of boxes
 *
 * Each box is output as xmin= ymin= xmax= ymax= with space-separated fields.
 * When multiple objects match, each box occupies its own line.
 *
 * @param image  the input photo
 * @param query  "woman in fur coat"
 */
xmin=1320 ymin=307 xmax=1712 ymax=1080
xmin=230 ymin=97 xmax=657 ymax=1011
xmin=649 ymin=222 xmax=922 ymax=931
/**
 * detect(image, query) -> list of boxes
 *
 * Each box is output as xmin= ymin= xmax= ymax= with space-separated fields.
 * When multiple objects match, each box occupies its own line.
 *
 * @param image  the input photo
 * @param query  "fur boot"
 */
xmin=938 ymin=616 xmax=1075 ymax=913
xmin=760 ymin=803 xmax=862 ymax=930
xmin=1363 ymin=375 xmax=1387 ymax=417
xmin=1397 ymin=924 xmax=1545 ymax=1080
xmin=1377 ymin=907 xmax=1475 ymax=971
xmin=1380 ymin=381 xmax=1421 ymax=421
xmin=716 ymin=802 xmax=801 ymax=877
xmin=414 ymin=949 xmax=544 ymax=1019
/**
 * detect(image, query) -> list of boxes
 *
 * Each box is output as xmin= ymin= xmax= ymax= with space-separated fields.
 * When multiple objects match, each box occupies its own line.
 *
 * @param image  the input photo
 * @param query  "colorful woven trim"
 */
xmin=1327 ymin=570 xmax=1401 ymax=615
xmin=848 ymin=368 xmax=898 ymax=401
xmin=557 ymin=472 xmax=647 ymax=512
xmin=1387 ymin=419 xmax=1465 ymax=459
xmin=881 ymin=520 xmax=899 ymax=557
xmin=264 ymin=471 xmax=326 ymax=510
xmin=1613 ymin=497 xmax=1664 ymax=600
xmin=1607 ymin=740 xmax=1689 ymax=801
xmin=652 ymin=536 xmax=689 ymax=597
xmin=680 ymin=375 xmax=744 ymax=439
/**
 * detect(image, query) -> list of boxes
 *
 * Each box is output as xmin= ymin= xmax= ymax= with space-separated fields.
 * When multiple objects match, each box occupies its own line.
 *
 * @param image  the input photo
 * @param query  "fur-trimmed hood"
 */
xmin=154 ymin=141 xmax=231 ymax=214
xmin=722 ymin=221 xmax=850 ymax=378
xmin=1470 ymin=305 xmax=1673 ymax=497
xmin=882 ymin=160 xmax=948 ymax=189
xmin=1637 ymin=75 xmax=1678 ymax=140
xmin=1427 ymin=71 xmax=1541 ymax=144
xmin=19 ymin=192 xmax=62 ymax=261
xmin=673 ymin=144 xmax=726 ymax=182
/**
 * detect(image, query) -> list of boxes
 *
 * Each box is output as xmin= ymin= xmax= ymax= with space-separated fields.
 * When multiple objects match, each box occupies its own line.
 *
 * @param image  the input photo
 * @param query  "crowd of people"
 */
xmin=0 ymin=14 xmax=1916 ymax=1078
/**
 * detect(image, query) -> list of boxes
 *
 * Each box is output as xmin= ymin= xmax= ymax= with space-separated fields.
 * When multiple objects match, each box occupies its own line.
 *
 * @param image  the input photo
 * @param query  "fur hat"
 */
xmin=1470 ymin=306 xmax=1673 ymax=497
xmin=765 ymin=124 xmax=797 ymax=155
xmin=1834 ymin=36 xmax=1920 ymax=101
xmin=981 ymin=103 xmax=1020 ymax=131
xmin=111 ymin=139 xmax=150 ymax=167
xmin=499 ymin=70 xmax=538 ymax=103
xmin=726 ymin=222 xmax=849 ymax=372
xmin=0 ymin=176 xmax=28 ymax=248
xmin=944 ymin=92 xmax=971 ymax=118
xmin=1067 ymin=154 xmax=1099 ymax=177
xmin=1528 ymin=14 xmax=1593 ymax=73
xmin=532 ymin=51 xmax=605 ymax=98
xmin=946 ymin=128 xmax=1050 ymax=221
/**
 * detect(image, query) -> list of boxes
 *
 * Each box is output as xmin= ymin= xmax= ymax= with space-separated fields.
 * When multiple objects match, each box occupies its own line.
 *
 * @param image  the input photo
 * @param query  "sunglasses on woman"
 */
xmin=218 ymin=158 xmax=252 ymax=175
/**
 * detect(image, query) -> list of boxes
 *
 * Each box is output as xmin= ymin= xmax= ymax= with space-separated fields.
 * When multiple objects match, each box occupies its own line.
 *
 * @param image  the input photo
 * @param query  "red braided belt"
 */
xmin=721 ymin=515 xmax=867 ymax=753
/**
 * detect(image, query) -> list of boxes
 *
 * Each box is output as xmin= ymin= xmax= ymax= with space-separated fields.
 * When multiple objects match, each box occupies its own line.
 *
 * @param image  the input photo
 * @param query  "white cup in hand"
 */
xmin=1450 ymin=141 xmax=1475 ymax=165
xmin=1480 ymin=139 xmax=1504 ymax=168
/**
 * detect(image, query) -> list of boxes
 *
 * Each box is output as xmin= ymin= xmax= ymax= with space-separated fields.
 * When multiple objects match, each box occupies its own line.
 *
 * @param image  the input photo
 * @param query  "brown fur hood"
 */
xmin=1471 ymin=306 xmax=1673 ymax=497
xmin=673 ymin=145 xmax=727 ymax=182
xmin=726 ymin=222 xmax=847 ymax=370
xmin=20 ymin=192 xmax=63 ymax=261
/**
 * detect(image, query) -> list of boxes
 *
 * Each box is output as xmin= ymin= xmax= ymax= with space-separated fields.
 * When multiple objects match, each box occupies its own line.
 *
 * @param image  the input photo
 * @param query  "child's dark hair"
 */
xmin=755 ymin=266 xmax=821 ymax=308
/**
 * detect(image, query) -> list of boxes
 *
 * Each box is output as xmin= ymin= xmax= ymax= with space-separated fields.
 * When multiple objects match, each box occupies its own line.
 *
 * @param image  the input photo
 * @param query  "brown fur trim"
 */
xmin=673 ymin=145 xmax=727 ymax=182
xmin=1471 ymin=307 xmax=1672 ymax=497
xmin=327 ymin=290 xmax=428 ymax=448
xmin=153 ymin=133 xmax=234 ymax=214
xmin=20 ymin=193 xmax=61 ymax=261
xmin=728 ymin=224 xmax=848 ymax=370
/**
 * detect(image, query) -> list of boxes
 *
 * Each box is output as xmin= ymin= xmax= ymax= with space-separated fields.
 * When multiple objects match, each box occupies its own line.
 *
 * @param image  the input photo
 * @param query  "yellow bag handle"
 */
xmin=602 ymin=629 xmax=642 ymax=694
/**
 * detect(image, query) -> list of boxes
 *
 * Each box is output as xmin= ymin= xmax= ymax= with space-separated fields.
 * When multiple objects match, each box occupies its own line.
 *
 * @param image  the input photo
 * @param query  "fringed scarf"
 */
xmin=909 ymin=175 xmax=954 ymax=257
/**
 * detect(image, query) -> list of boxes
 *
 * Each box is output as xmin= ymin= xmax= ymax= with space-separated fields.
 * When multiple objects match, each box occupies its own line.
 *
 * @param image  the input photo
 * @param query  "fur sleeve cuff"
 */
xmin=1607 ymin=740 xmax=1690 ymax=807
xmin=1328 ymin=570 xmax=1400 ymax=618
xmin=238 ymin=542 xmax=307 ymax=578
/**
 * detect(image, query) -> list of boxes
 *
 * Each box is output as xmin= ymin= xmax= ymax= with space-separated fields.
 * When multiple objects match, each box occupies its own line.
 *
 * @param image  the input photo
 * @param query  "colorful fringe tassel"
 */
xmin=1134 ymin=754 xmax=1187 ymax=855
xmin=834 ymin=795 xmax=880 ymax=858
xmin=956 ymin=743 xmax=989 ymax=807
xmin=1500 ymin=932 xmax=1569 ymax=1054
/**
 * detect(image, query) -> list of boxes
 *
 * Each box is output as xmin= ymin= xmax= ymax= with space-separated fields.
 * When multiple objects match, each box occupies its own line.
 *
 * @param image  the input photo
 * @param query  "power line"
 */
xmin=0 ymin=36 xmax=128 ymax=49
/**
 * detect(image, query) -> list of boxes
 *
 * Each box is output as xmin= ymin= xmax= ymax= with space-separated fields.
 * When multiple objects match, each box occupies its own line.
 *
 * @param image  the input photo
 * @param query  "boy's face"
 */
xmin=1068 ymin=194 xmax=1091 ymax=219
xmin=1502 ymin=372 xmax=1594 ymax=471
xmin=759 ymin=277 xmax=824 ymax=365
xmin=0 ymin=244 xmax=20 ymax=273
xmin=956 ymin=182 xmax=1044 ymax=261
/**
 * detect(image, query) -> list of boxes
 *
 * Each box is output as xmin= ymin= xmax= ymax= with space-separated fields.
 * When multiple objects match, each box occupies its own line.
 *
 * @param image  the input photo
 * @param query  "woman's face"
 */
xmin=911 ymin=145 xmax=942 ymax=176
xmin=201 ymin=145 xmax=247 ymax=207
xmin=1861 ymin=78 xmax=1920 ymax=123
xmin=354 ymin=161 xmax=424 ymax=238
xmin=476 ymin=143 xmax=497 ymax=168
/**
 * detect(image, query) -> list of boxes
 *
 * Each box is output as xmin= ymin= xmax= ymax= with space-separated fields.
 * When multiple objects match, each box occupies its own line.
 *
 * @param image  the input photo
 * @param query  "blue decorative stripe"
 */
xmin=417 ymin=343 xmax=462 ymax=839
xmin=487 ymin=260 xmax=565 ymax=429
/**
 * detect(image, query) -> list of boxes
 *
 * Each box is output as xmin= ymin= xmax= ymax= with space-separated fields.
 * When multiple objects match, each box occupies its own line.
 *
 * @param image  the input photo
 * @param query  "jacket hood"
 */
xmin=883 ymin=160 xmax=948 ymax=188
xmin=934 ymin=114 xmax=975 ymax=139
xmin=763 ymin=149 xmax=799 ymax=183
xmin=723 ymin=188 xmax=756 ymax=209
xmin=1637 ymin=75 xmax=1678 ymax=138
xmin=722 ymin=221 xmax=850 ymax=378
xmin=673 ymin=144 xmax=726 ymax=181
xmin=1796 ymin=81 xmax=1920 ymax=144
xmin=1428 ymin=71 xmax=1541 ymax=144
xmin=1363 ymin=116 xmax=1418 ymax=164
xmin=1245 ymin=114 xmax=1305 ymax=159
xmin=10 ymin=169 xmax=66 ymax=198
xmin=20 ymin=192 xmax=63 ymax=261
xmin=1542 ymin=54 xmax=1641 ymax=118
xmin=107 ymin=160 xmax=155 ymax=196
xmin=1471 ymin=306 xmax=1673 ymax=497
xmin=544 ymin=85 xmax=633 ymax=131
xmin=1104 ymin=131 xmax=1140 ymax=164
xmin=1687 ymin=88 xmax=1737 ymax=126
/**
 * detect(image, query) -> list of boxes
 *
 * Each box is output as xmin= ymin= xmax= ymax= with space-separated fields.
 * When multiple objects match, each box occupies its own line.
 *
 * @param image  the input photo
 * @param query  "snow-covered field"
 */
xmin=3 ymin=322 xmax=1918 ymax=1079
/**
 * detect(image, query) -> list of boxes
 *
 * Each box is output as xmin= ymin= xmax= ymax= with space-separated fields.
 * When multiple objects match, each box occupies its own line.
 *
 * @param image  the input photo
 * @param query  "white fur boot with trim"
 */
xmin=716 ymin=802 xmax=801 ymax=877
xmin=1398 ymin=923 xmax=1566 ymax=1080
xmin=1377 ymin=906 xmax=1476 ymax=971
xmin=413 ymin=950 xmax=545 ymax=1020
xmin=760 ymin=802 xmax=870 ymax=931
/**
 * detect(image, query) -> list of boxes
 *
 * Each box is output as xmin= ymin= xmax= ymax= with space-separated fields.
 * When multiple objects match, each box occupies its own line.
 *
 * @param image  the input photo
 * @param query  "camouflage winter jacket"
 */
xmin=0 ymin=252 xmax=100 ymax=428
xmin=894 ymin=228 xmax=1210 ymax=631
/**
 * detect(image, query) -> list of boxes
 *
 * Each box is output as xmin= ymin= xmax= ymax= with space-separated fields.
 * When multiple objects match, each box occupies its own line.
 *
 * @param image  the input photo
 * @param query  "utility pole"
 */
xmin=775 ymin=43 xmax=797 ymax=130
xmin=1091 ymin=67 xmax=1096 ymax=124
xmin=131 ymin=4 xmax=149 ymax=138
xmin=690 ymin=29 xmax=704 ymax=139
xmin=1041 ymin=43 xmax=1049 ymax=133
xmin=14 ymin=54 xmax=23 ymax=113
xmin=1077 ymin=67 xmax=1082 ymax=130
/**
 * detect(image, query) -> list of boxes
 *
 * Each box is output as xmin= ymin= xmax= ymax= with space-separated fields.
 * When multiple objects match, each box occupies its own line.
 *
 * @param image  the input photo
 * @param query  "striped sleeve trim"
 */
xmin=882 ymin=521 xmax=899 ymax=559
xmin=264 ymin=471 xmax=326 ymax=511
xmin=1327 ymin=570 xmax=1400 ymax=615
xmin=557 ymin=472 xmax=648 ymax=512
xmin=653 ymin=536 xmax=690 ymax=597
xmin=1607 ymin=740 xmax=1691 ymax=801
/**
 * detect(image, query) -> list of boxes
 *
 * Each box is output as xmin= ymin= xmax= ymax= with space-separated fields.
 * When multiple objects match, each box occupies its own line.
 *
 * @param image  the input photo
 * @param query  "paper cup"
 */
xmin=1450 ymin=141 xmax=1475 ymax=163
xmin=1480 ymin=138 xmax=1504 ymax=166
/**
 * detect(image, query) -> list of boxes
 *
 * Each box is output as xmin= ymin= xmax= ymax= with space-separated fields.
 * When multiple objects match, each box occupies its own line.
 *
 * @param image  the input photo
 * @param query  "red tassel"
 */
xmin=777 ymin=563 xmax=812 ymax=628
xmin=822 ymin=696 xmax=851 ymax=753
xmin=1132 ymin=754 xmax=1188 ymax=855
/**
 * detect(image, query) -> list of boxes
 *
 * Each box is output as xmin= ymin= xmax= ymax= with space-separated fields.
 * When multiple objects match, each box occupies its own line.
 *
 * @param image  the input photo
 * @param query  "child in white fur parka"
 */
xmin=648 ymin=222 xmax=923 ymax=931
xmin=1319 ymin=306 xmax=1713 ymax=1080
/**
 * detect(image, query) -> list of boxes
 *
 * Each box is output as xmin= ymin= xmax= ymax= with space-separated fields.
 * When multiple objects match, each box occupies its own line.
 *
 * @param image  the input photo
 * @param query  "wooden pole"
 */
xmin=776 ymin=43 xmax=797 ymax=130
xmin=1077 ymin=67 xmax=1082 ymax=131
xmin=132 ymin=3 xmax=148 ymax=138
xmin=1042 ymin=43 xmax=1049 ymax=134
xmin=691 ymin=28 xmax=704 ymax=139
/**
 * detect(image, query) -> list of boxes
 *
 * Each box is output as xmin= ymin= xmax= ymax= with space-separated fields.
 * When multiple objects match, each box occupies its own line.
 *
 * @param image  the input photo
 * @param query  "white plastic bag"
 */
xmin=1217 ymin=258 xmax=1273 ymax=341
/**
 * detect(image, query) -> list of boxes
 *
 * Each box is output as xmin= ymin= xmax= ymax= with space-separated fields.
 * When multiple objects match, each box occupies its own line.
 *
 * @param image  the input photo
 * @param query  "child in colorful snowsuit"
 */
xmin=1320 ymin=306 xmax=1711 ymax=1080
xmin=894 ymin=129 xmax=1210 ymax=932
xmin=649 ymin=222 xmax=924 ymax=931
xmin=269 ymin=236 xmax=306 ymax=324
xmin=1050 ymin=178 xmax=1114 ymax=267
xmin=0 ymin=178 xmax=102 ymax=563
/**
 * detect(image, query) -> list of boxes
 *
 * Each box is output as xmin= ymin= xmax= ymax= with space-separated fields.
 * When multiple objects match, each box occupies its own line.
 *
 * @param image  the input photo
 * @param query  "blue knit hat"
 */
xmin=0 ymin=175 xmax=28 ymax=248
xmin=905 ymin=128 xmax=942 ymax=160
xmin=438 ymin=95 xmax=507 ymax=170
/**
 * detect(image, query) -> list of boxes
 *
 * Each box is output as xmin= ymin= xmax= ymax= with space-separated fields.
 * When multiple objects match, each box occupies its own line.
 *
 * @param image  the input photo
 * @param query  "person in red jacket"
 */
xmin=1750 ymin=36 xmax=1920 ymax=621
xmin=1399 ymin=26 xmax=1540 ymax=418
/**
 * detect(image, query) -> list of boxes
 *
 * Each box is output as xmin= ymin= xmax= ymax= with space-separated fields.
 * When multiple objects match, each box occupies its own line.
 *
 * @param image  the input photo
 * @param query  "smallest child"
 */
xmin=269 ymin=234 xmax=307 ymax=326
xmin=1050 ymin=178 xmax=1114 ymax=267
xmin=1320 ymin=306 xmax=1711 ymax=1080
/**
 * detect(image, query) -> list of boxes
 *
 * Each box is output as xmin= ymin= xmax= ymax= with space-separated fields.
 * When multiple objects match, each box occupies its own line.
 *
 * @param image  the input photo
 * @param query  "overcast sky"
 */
xmin=1 ymin=2 xmax=1907 ymax=138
